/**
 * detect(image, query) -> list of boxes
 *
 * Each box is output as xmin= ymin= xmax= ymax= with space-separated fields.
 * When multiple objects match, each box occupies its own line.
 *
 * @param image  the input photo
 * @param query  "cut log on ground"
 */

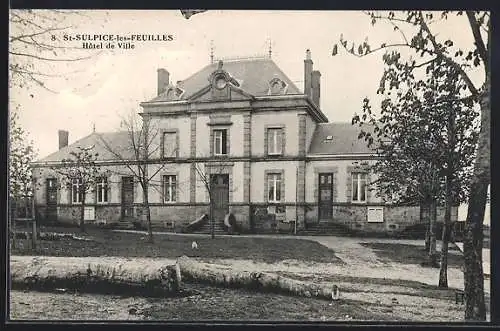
xmin=177 ymin=255 xmax=338 ymax=301
xmin=10 ymin=256 xmax=180 ymax=297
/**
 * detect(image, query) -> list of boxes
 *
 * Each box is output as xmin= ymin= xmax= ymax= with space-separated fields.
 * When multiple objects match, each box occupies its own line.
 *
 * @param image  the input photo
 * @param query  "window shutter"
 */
xmin=264 ymin=129 xmax=269 ymax=155
xmin=280 ymin=172 xmax=285 ymax=202
xmin=210 ymin=130 xmax=214 ymax=156
xmin=106 ymin=178 xmax=111 ymax=203
xmin=280 ymin=128 xmax=285 ymax=155
xmin=222 ymin=130 xmax=227 ymax=154
xmin=161 ymin=132 xmax=165 ymax=158
xmin=94 ymin=181 xmax=98 ymax=203
xmin=162 ymin=175 xmax=165 ymax=203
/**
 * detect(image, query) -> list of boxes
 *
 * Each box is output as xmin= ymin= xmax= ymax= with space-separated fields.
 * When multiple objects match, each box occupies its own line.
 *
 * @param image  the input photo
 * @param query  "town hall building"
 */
xmin=31 ymin=50 xmax=456 ymax=235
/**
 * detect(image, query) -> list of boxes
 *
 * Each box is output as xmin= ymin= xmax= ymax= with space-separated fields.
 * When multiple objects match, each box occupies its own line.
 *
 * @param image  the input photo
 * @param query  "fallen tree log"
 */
xmin=10 ymin=256 xmax=181 ymax=297
xmin=177 ymin=256 xmax=338 ymax=301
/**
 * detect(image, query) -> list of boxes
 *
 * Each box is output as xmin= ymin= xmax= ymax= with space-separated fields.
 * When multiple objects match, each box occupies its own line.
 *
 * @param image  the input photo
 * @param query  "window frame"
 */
xmin=163 ymin=174 xmax=177 ymax=203
xmin=267 ymin=173 xmax=282 ymax=203
xmin=267 ymin=127 xmax=283 ymax=156
xmin=213 ymin=129 xmax=228 ymax=156
xmin=96 ymin=177 xmax=109 ymax=204
xmin=351 ymin=172 xmax=367 ymax=203
xmin=71 ymin=178 xmax=83 ymax=204
xmin=162 ymin=130 xmax=178 ymax=159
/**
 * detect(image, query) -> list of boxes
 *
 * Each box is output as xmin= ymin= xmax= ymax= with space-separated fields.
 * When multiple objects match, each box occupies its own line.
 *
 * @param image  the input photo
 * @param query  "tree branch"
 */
xmin=466 ymin=11 xmax=489 ymax=72
xmin=9 ymin=50 xmax=96 ymax=62
xmin=10 ymin=26 xmax=71 ymax=43
xmin=417 ymin=11 xmax=480 ymax=97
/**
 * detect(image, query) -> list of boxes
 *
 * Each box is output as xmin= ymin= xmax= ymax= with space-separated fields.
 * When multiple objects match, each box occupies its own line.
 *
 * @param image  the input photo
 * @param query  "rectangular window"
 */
xmin=163 ymin=132 xmax=177 ymax=158
xmin=213 ymin=129 xmax=227 ymax=155
xmin=351 ymin=172 xmax=367 ymax=202
xmin=267 ymin=173 xmax=282 ymax=203
xmin=267 ymin=128 xmax=283 ymax=155
xmin=163 ymin=175 xmax=177 ymax=202
xmin=71 ymin=178 xmax=83 ymax=204
xmin=96 ymin=178 xmax=109 ymax=203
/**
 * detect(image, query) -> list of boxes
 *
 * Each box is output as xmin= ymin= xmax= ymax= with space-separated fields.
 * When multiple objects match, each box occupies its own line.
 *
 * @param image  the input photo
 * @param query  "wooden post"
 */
xmin=11 ymin=198 xmax=16 ymax=250
xmin=32 ymin=195 xmax=35 ymax=222
xmin=32 ymin=220 xmax=37 ymax=250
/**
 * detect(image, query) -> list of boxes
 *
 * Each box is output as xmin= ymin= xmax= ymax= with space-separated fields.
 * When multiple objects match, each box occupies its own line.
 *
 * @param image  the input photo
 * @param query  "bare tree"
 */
xmin=9 ymin=9 xmax=101 ymax=93
xmin=54 ymin=146 xmax=103 ymax=233
xmin=98 ymin=111 xmax=169 ymax=243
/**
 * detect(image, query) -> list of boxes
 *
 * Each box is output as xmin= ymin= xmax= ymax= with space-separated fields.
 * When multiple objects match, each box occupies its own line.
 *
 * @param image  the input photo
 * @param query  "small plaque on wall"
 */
xmin=84 ymin=207 xmax=95 ymax=221
xmin=367 ymin=207 xmax=384 ymax=223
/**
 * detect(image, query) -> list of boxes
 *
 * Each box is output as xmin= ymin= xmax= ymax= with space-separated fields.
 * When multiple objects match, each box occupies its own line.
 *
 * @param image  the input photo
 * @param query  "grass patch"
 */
xmin=360 ymin=242 xmax=463 ymax=268
xmin=11 ymin=227 xmax=341 ymax=264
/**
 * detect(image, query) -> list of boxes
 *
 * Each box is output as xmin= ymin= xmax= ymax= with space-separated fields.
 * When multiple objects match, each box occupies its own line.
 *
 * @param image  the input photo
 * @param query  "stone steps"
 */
xmin=114 ymin=220 xmax=135 ymax=230
xmin=298 ymin=222 xmax=350 ymax=236
xmin=191 ymin=220 xmax=227 ymax=234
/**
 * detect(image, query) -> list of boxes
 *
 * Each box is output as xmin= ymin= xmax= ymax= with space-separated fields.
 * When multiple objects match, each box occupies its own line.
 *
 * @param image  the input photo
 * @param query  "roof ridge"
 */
xmin=36 ymin=131 xmax=98 ymax=162
xmin=177 ymin=62 xmax=216 ymax=87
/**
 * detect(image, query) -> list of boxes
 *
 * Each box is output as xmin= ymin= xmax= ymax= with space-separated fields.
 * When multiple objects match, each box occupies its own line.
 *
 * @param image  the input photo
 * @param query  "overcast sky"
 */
xmin=10 ymin=10 xmax=482 ymax=160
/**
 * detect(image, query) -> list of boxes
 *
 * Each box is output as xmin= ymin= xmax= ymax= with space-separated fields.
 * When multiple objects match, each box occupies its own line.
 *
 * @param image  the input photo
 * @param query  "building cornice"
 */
xmin=140 ymin=94 xmax=328 ymax=123
xmin=31 ymin=154 xmax=379 ymax=168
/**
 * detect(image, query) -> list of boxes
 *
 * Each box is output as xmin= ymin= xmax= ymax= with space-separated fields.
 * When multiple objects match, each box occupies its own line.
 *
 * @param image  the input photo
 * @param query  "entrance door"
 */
xmin=46 ymin=178 xmax=58 ymax=221
xmin=318 ymin=173 xmax=333 ymax=220
xmin=210 ymin=174 xmax=229 ymax=222
xmin=121 ymin=177 xmax=134 ymax=219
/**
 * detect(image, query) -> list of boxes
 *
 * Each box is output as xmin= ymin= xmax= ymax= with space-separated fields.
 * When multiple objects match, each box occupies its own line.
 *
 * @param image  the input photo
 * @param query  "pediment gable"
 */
xmin=187 ymin=61 xmax=255 ymax=102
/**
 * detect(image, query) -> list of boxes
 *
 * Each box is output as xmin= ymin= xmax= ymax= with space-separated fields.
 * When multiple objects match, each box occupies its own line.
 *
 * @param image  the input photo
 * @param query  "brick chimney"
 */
xmin=304 ymin=49 xmax=313 ymax=98
xmin=157 ymin=68 xmax=170 ymax=96
xmin=311 ymin=70 xmax=321 ymax=108
xmin=58 ymin=130 xmax=69 ymax=150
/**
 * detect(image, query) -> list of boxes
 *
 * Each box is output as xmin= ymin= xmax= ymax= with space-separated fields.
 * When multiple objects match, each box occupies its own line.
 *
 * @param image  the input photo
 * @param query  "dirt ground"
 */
xmin=9 ymin=281 xmax=463 ymax=322
xmin=8 ymin=230 xmax=491 ymax=321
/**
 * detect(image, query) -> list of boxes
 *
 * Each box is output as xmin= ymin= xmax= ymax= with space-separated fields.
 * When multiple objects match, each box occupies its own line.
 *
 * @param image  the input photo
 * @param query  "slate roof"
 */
xmin=146 ymin=58 xmax=302 ymax=102
xmin=36 ymin=131 xmax=135 ymax=163
xmin=307 ymin=122 xmax=377 ymax=155
xmin=37 ymin=122 xmax=377 ymax=163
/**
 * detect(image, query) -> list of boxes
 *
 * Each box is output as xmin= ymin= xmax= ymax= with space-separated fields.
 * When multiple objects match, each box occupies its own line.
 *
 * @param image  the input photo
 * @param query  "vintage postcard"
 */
xmin=8 ymin=9 xmax=491 ymax=323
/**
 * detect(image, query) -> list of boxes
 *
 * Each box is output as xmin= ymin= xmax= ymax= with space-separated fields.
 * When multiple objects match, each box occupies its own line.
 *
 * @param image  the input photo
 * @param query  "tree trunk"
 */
xmin=421 ymin=200 xmax=430 ymax=251
xmin=10 ymin=256 xmax=179 ymax=296
xmin=464 ymin=76 xmax=490 ymax=321
xmin=177 ymin=256 xmax=337 ymax=300
xmin=143 ymin=185 xmax=153 ymax=243
xmin=210 ymin=199 xmax=215 ymax=239
xmin=428 ymin=198 xmax=438 ymax=267
xmin=11 ymin=198 xmax=17 ymax=250
xmin=439 ymin=176 xmax=453 ymax=288
xmin=80 ymin=192 xmax=86 ymax=233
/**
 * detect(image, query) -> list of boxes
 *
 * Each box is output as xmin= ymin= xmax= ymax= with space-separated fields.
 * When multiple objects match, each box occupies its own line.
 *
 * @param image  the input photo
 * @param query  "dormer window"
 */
xmin=268 ymin=78 xmax=287 ymax=95
xmin=165 ymin=86 xmax=184 ymax=100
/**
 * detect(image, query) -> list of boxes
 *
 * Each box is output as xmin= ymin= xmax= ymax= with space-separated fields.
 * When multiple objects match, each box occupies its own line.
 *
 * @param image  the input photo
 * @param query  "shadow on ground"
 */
xmin=359 ymin=242 xmax=463 ymax=268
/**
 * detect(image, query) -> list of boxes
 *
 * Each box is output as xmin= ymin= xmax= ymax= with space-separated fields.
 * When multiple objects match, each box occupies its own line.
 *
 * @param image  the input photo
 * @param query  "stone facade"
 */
xmin=31 ymin=52 xmax=453 ymax=236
